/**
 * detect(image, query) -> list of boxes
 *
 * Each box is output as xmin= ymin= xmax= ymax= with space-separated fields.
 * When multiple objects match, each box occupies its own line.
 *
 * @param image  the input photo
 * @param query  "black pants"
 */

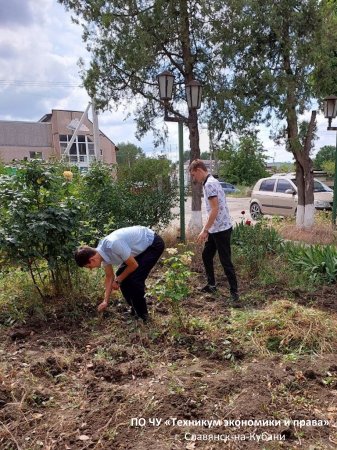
xmin=116 ymin=234 xmax=165 ymax=319
xmin=202 ymin=228 xmax=238 ymax=294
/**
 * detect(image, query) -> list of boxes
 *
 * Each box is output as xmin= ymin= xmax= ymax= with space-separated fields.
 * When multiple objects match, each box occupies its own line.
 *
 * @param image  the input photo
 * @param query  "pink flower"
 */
xmin=245 ymin=220 xmax=251 ymax=226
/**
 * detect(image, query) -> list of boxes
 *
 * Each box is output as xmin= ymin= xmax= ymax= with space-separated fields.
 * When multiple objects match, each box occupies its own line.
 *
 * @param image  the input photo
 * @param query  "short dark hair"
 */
xmin=74 ymin=246 xmax=97 ymax=267
xmin=189 ymin=159 xmax=208 ymax=172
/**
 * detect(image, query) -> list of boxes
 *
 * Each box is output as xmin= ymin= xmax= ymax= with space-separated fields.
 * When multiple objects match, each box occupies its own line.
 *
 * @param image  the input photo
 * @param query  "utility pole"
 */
xmin=91 ymin=99 xmax=100 ymax=161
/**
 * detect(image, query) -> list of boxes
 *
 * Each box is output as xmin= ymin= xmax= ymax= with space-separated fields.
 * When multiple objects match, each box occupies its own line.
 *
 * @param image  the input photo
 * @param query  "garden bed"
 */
xmin=0 ymin=265 xmax=336 ymax=449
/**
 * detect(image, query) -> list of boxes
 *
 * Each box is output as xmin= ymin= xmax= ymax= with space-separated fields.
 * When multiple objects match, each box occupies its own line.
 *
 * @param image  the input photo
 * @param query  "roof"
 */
xmin=0 ymin=121 xmax=52 ymax=147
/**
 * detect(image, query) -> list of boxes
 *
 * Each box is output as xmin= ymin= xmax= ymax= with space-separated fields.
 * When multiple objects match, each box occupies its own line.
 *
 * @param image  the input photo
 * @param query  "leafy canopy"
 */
xmin=218 ymin=135 xmax=269 ymax=186
xmin=314 ymin=145 xmax=336 ymax=170
xmin=116 ymin=142 xmax=145 ymax=167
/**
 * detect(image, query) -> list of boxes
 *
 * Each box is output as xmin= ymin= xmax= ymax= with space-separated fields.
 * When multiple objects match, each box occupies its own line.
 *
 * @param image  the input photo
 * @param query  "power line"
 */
xmin=0 ymin=80 xmax=82 ymax=88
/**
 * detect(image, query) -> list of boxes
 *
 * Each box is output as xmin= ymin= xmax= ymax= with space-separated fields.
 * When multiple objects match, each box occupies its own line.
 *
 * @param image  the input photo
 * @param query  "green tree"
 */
xmin=183 ymin=151 xmax=191 ymax=163
xmin=116 ymin=142 xmax=145 ymax=167
xmin=278 ymin=163 xmax=295 ymax=173
xmin=215 ymin=0 xmax=337 ymax=228
xmin=200 ymin=151 xmax=211 ymax=160
xmin=218 ymin=135 xmax=268 ymax=186
xmin=322 ymin=160 xmax=335 ymax=177
xmin=314 ymin=145 xmax=336 ymax=170
xmin=58 ymin=0 xmax=222 ymax=231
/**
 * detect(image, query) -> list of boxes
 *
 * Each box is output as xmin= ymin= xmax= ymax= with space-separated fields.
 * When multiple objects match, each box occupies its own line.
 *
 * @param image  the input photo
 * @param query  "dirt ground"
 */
xmin=0 ymin=268 xmax=337 ymax=450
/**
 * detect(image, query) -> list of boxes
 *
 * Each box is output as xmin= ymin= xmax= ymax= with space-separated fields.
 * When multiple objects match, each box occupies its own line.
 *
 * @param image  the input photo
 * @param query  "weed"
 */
xmin=284 ymin=241 xmax=337 ymax=283
xmin=149 ymin=248 xmax=194 ymax=330
xmin=230 ymin=300 xmax=337 ymax=356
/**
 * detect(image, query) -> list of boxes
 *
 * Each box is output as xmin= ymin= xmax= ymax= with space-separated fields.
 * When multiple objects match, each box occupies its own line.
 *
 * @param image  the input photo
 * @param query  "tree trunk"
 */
xmin=293 ymin=111 xmax=316 ymax=229
xmin=283 ymin=21 xmax=315 ymax=229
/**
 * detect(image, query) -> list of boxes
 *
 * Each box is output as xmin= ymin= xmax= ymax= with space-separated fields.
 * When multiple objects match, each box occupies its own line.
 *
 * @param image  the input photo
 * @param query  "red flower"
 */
xmin=245 ymin=220 xmax=251 ymax=226
xmin=241 ymin=210 xmax=245 ymax=215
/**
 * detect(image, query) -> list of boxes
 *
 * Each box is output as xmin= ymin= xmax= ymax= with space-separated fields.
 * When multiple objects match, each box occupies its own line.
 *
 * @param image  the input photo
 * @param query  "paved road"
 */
xmin=169 ymin=196 xmax=251 ymax=230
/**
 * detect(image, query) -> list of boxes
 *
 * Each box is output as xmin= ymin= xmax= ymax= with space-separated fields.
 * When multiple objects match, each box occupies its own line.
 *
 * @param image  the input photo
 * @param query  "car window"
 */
xmin=314 ymin=180 xmax=332 ymax=192
xmin=259 ymin=179 xmax=276 ymax=192
xmin=276 ymin=179 xmax=294 ymax=193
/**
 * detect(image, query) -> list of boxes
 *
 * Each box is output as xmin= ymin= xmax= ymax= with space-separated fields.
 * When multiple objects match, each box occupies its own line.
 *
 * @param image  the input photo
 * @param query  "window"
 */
xmin=314 ymin=180 xmax=332 ymax=192
xmin=29 ymin=151 xmax=43 ymax=160
xmin=59 ymin=134 xmax=96 ymax=164
xmin=276 ymin=179 xmax=294 ymax=193
xmin=259 ymin=179 xmax=275 ymax=192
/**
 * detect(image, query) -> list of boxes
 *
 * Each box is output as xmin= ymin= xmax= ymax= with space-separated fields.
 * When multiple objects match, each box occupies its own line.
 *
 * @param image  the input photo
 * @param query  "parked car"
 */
xmin=219 ymin=181 xmax=239 ymax=194
xmin=250 ymin=174 xmax=333 ymax=220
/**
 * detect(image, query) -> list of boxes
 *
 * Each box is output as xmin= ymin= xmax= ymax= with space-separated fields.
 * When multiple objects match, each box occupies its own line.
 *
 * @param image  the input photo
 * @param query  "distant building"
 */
xmin=0 ymin=109 xmax=117 ymax=171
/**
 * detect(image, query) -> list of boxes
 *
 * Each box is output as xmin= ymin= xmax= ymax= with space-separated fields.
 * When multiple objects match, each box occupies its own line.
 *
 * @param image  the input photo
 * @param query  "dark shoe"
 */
xmin=199 ymin=284 xmax=217 ymax=294
xmin=231 ymin=292 xmax=241 ymax=308
xmin=134 ymin=312 xmax=149 ymax=323
xmin=140 ymin=313 xmax=149 ymax=323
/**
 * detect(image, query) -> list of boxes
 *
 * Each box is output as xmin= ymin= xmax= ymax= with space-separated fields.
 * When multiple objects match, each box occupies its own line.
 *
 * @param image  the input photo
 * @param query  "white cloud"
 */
xmin=0 ymin=0 xmax=335 ymax=162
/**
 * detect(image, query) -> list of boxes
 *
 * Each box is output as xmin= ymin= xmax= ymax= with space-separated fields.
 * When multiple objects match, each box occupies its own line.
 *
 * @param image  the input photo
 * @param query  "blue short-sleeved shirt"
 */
xmin=96 ymin=226 xmax=155 ymax=266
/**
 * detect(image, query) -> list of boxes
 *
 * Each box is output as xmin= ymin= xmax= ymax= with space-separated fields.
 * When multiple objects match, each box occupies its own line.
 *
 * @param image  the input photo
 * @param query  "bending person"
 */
xmin=74 ymin=225 xmax=165 ymax=321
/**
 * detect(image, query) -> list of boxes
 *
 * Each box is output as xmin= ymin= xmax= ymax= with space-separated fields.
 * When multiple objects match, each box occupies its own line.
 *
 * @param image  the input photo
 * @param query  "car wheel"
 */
xmin=250 ymin=202 xmax=262 ymax=220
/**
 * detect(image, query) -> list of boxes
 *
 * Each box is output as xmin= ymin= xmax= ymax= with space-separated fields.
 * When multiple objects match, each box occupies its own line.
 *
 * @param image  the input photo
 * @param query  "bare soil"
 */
xmin=0 ymin=268 xmax=337 ymax=449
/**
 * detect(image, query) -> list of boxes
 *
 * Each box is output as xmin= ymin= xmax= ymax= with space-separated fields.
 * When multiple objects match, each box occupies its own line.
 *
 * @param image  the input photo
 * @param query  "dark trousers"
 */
xmin=116 ymin=234 xmax=165 ymax=318
xmin=202 ymin=228 xmax=238 ymax=294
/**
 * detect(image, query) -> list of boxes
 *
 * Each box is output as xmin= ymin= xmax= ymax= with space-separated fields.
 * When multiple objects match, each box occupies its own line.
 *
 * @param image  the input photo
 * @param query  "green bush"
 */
xmin=79 ymin=161 xmax=178 ymax=237
xmin=284 ymin=242 xmax=337 ymax=283
xmin=232 ymin=221 xmax=283 ymax=271
xmin=150 ymin=248 xmax=193 ymax=329
xmin=0 ymin=161 xmax=88 ymax=298
xmin=0 ymin=160 xmax=178 ymax=299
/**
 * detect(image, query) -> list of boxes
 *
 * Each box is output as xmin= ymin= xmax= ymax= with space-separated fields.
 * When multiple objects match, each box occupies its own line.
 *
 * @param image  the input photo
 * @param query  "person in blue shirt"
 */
xmin=74 ymin=226 xmax=165 ymax=321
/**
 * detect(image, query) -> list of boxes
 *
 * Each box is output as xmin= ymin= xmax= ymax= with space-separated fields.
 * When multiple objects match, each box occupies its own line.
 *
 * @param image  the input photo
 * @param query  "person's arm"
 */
xmin=97 ymin=264 xmax=115 ymax=312
xmin=114 ymin=256 xmax=139 ymax=284
xmin=197 ymin=196 xmax=219 ymax=243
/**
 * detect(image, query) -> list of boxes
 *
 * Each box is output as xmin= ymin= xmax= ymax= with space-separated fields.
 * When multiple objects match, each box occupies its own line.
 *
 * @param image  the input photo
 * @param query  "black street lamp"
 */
xmin=323 ymin=95 xmax=337 ymax=227
xmin=157 ymin=71 xmax=202 ymax=241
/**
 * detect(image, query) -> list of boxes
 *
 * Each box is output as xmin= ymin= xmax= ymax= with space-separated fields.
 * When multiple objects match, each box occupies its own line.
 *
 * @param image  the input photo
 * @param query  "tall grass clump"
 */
xmin=283 ymin=241 xmax=337 ymax=284
xmin=230 ymin=300 xmax=337 ymax=356
xmin=232 ymin=221 xmax=283 ymax=273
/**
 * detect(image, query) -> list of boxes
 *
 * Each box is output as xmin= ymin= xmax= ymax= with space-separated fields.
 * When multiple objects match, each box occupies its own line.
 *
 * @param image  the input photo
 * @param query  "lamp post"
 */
xmin=157 ymin=71 xmax=202 ymax=242
xmin=323 ymin=95 xmax=337 ymax=228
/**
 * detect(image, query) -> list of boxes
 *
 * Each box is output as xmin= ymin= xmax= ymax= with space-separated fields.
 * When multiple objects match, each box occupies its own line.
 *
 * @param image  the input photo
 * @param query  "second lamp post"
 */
xmin=157 ymin=71 xmax=202 ymax=241
xmin=323 ymin=95 xmax=337 ymax=228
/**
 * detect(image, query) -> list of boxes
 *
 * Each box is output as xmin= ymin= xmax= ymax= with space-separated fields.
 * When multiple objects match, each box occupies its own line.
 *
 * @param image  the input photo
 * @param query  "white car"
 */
xmin=250 ymin=174 xmax=333 ymax=219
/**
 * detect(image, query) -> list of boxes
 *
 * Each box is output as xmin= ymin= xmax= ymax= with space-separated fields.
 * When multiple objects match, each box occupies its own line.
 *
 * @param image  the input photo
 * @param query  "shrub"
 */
xmin=0 ymin=161 xmax=88 ymax=298
xmin=78 ymin=161 xmax=178 ymax=237
xmin=232 ymin=221 xmax=282 ymax=272
xmin=283 ymin=242 xmax=337 ymax=283
xmin=150 ymin=248 xmax=194 ymax=329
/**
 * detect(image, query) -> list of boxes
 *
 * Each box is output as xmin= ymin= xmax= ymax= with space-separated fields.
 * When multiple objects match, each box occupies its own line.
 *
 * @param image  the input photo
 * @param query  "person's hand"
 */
xmin=97 ymin=300 xmax=108 ymax=312
xmin=112 ymin=280 xmax=120 ymax=290
xmin=197 ymin=229 xmax=208 ymax=243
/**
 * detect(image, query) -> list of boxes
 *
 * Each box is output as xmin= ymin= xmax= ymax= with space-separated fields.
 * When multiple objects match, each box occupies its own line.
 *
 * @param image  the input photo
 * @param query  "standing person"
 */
xmin=189 ymin=159 xmax=240 ymax=306
xmin=74 ymin=225 xmax=165 ymax=321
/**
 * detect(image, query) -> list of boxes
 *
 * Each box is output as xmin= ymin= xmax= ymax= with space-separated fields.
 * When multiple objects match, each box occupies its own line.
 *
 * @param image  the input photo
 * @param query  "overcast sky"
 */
xmin=0 ymin=0 xmax=335 ymax=163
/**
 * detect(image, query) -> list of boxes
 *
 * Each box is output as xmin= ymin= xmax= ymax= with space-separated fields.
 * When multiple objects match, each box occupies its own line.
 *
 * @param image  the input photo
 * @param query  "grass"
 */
xmin=230 ymin=300 xmax=337 ymax=357
xmin=1 ymin=243 xmax=336 ymax=449
xmin=271 ymin=211 xmax=337 ymax=245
